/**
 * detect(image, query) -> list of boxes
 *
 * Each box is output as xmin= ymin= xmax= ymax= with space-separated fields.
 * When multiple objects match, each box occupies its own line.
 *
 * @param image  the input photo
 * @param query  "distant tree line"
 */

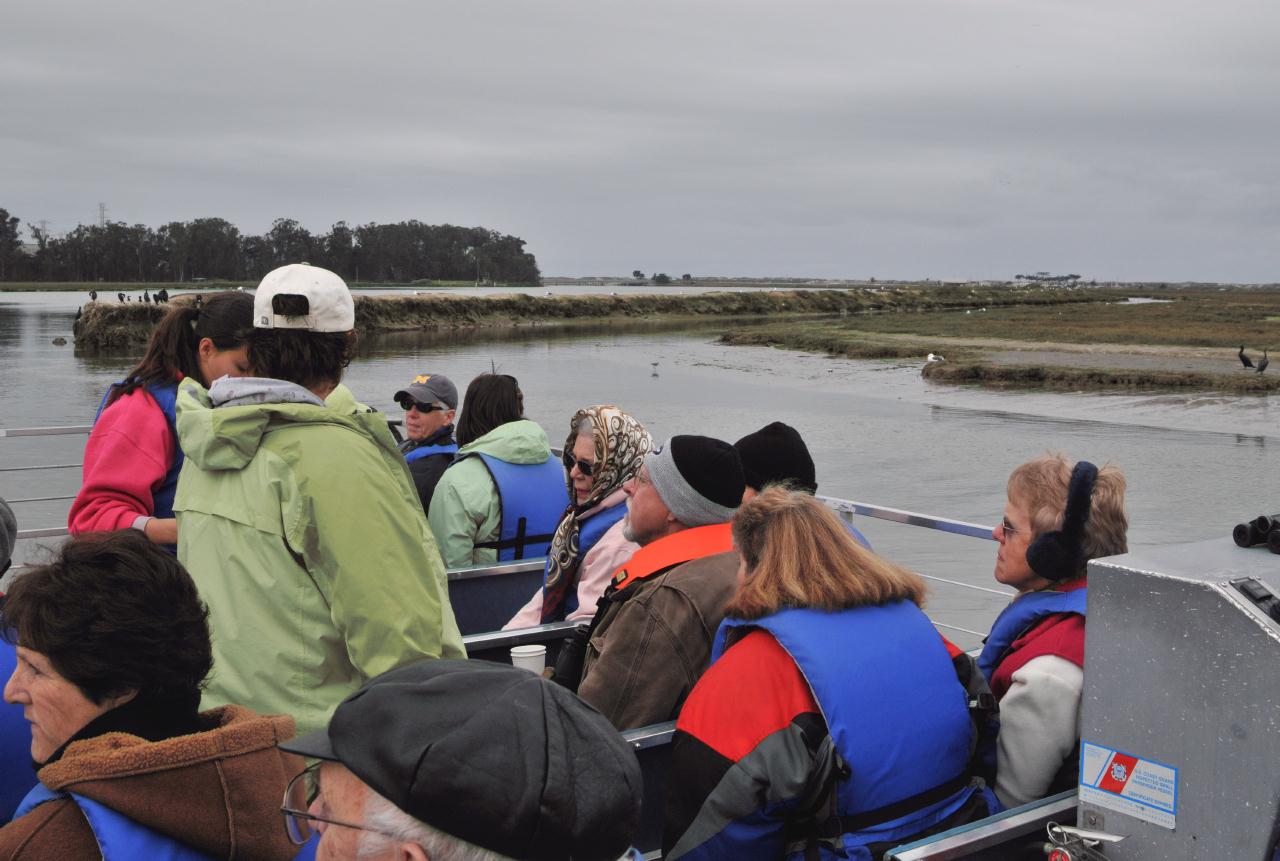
xmin=0 ymin=207 xmax=541 ymax=285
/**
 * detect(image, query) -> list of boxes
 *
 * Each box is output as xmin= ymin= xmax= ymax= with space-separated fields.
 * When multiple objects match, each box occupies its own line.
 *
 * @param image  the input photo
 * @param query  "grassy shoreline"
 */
xmin=72 ymin=285 xmax=1102 ymax=348
xmin=719 ymin=289 xmax=1280 ymax=394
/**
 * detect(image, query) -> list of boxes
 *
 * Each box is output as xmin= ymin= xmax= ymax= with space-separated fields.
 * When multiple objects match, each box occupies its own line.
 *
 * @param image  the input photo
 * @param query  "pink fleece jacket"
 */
xmin=505 ymin=514 xmax=640 ymax=629
xmin=67 ymin=388 xmax=176 ymax=533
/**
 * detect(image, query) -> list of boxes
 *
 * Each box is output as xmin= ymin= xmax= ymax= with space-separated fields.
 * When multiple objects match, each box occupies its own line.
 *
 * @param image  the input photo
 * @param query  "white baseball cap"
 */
xmin=253 ymin=263 xmax=355 ymax=332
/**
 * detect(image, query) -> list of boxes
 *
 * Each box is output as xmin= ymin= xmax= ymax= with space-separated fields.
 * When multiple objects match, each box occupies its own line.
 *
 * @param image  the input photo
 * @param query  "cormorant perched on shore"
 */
xmin=117 ymin=292 xmax=125 ymax=302
xmin=75 ymin=306 xmax=81 ymax=320
xmin=88 ymin=289 xmax=97 ymax=301
xmin=1258 ymin=350 xmax=1270 ymax=375
xmin=1239 ymin=345 xmax=1254 ymax=368
xmin=144 ymin=290 xmax=151 ymax=303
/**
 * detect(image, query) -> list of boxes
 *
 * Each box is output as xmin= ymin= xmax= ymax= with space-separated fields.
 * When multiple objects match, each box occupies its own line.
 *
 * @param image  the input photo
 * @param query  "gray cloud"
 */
xmin=3 ymin=0 xmax=1278 ymax=281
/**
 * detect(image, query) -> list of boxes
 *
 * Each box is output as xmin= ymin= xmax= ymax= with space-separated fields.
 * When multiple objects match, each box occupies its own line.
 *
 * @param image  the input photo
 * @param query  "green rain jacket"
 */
xmin=174 ymin=377 xmax=465 ymax=738
xmin=427 ymin=419 xmax=554 ymax=568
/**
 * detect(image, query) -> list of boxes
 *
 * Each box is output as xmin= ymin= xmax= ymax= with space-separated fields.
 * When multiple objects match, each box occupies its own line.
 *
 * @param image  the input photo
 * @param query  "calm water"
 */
xmin=3 ymin=291 xmax=1275 ymax=649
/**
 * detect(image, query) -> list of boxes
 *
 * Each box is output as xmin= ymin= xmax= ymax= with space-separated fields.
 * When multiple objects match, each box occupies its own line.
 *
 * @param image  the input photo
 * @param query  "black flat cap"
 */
xmin=281 ymin=659 xmax=643 ymax=861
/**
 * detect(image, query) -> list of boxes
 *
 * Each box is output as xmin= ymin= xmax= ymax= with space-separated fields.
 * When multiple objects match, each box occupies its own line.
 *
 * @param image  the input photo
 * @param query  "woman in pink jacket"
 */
xmin=68 ymin=292 xmax=254 ymax=548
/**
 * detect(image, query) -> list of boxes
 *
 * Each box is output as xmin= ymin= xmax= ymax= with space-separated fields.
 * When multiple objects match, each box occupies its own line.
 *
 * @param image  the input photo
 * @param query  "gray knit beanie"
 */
xmin=644 ymin=436 xmax=744 ymax=527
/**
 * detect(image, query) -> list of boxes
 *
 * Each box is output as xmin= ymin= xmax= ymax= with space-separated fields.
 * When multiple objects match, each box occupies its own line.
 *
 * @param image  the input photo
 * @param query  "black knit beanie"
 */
xmin=734 ymin=422 xmax=818 ymax=493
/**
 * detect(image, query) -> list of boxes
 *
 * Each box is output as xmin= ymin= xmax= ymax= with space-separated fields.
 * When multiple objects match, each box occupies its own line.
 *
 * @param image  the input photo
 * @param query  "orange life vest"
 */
xmin=608 ymin=522 xmax=736 ymax=593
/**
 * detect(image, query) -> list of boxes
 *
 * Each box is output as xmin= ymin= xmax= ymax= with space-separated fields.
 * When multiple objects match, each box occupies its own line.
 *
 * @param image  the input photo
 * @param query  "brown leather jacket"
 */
xmin=0 ymin=705 xmax=303 ymax=861
xmin=578 ymin=550 xmax=740 ymax=731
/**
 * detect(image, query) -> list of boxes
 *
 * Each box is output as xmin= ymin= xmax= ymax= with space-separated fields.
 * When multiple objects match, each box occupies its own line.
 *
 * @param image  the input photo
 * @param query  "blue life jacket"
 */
xmin=403 ymin=441 xmax=459 ymax=464
xmin=715 ymin=603 xmax=977 ymax=857
xmin=14 ymin=782 xmax=216 ymax=860
xmin=0 ymin=639 xmax=37 ymax=824
xmin=95 ymin=380 xmax=183 ymax=521
xmin=544 ymin=502 xmax=628 ymax=620
xmin=466 ymin=453 xmax=570 ymax=561
xmin=976 ymin=588 xmax=1088 ymax=685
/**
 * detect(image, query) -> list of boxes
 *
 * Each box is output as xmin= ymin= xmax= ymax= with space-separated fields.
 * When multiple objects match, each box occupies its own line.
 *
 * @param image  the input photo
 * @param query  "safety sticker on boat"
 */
xmin=1079 ymin=741 xmax=1177 ymax=830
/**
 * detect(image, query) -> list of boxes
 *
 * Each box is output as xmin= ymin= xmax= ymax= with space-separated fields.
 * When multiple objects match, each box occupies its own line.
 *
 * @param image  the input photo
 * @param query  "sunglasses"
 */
xmin=999 ymin=517 xmax=1020 ymax=536
xmin=562 ymin=451 xmax=595 ymax=477
xmin=398 ymin=397 xmax=449 ymax=414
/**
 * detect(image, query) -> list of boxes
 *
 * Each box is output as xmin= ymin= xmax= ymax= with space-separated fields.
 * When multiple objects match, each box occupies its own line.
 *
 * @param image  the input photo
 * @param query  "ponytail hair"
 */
xmin=105 ymin=292 xmax=254 ymax=408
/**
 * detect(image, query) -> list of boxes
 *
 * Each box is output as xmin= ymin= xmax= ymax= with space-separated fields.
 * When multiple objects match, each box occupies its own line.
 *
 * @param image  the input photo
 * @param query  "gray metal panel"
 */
xmin=1080 ymin=538 xmax=1280 ymax=860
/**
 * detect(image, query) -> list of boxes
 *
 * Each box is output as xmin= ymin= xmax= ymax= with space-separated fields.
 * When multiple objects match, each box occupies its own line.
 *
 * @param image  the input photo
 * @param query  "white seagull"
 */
xmin=926 ymin=353 xmax=946 ymax=363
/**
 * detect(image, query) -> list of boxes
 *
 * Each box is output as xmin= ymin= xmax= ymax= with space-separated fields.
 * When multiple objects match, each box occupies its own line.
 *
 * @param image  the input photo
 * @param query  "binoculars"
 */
xmin=1233 ymin=514 xmax=1280 ymax=553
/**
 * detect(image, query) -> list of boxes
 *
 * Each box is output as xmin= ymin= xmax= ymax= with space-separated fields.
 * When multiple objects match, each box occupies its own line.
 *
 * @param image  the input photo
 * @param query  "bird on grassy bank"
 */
xmin=1239 ymin=345 xmax=1255 ymax=368
xmin=1258 ymin=350 xmax=1270 ymax=375
xmin=926 ymin=353 xmax=946 ymax=363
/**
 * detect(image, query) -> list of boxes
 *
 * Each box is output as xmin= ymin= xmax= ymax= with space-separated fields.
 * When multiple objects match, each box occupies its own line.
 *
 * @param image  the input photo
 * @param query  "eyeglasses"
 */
xmin=397 ymin=397 xmax=449 ymax=414
xmin=999 ymin=517 xmax=1020 ymax=536
xmin=281 ymin=764 xmax=402 ymax=846
xmin=562 ymin=451 xmax=595 ymax=477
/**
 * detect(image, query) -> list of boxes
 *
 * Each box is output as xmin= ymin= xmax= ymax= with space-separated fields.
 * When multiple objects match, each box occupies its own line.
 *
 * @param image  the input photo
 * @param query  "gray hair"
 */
xmin=357 ymin=788 xmax=635 ymax=861
xmin=357 ymin=790 xmax=514 ymax=861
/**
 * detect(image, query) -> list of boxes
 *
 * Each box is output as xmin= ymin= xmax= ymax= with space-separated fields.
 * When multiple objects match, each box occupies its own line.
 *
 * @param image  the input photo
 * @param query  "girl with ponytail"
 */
xmin=68 ymin=292 xmax=255 ymax=547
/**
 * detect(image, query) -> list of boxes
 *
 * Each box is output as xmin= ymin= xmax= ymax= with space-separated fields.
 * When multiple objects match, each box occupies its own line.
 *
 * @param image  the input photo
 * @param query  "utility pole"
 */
xmin=98 ymin=203 xmax=107 ymax=228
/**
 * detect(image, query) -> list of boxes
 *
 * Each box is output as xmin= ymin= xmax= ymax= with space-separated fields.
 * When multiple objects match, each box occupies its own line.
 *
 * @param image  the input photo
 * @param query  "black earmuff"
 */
xmin=1026 ymin=461 xmax=1099 ymax=582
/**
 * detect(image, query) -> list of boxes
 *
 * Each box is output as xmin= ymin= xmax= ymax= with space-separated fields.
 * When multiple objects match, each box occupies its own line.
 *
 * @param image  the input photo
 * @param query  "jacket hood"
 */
xmin=178 ymin=377 xmax=394 ymax=471
xmin=38 ymin=704 xmax=302 ymax=860
xmin=457 ymin=418 xmax=551 ymax=465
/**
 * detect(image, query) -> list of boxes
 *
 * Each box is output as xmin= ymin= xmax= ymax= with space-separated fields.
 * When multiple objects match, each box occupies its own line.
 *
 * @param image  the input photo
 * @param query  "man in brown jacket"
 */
xmin=577 ymin=435 xmax=745 ymax=730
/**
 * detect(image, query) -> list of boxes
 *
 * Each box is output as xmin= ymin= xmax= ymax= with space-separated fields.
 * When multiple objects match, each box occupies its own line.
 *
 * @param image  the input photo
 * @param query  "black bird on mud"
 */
xmin=1239 ymin=345 xmax=1255 ymax=368
xmin=88 ymin=289 xmax=97 ymax=301
xmin=1258 ymin=350 xmax=1270 ymax=375
xmin=117 ymin=292 xmax=125 ymax=302
xmin=144 ymin=290 xmax=151 ymax=303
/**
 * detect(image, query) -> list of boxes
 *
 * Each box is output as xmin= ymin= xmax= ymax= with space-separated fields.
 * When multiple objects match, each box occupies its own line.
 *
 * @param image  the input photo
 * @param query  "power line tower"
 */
xmin=98 ymin=202 xmax=107 ymax=228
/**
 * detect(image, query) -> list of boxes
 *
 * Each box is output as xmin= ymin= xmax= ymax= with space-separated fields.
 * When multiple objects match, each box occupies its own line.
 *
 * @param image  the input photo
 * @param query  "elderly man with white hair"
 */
xmin=279 ymin=659 xmax=644 ymax=861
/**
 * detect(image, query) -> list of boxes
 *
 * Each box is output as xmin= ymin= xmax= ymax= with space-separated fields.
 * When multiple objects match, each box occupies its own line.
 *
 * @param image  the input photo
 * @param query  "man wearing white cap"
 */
xmin=173 ymin=264 xmax=465 ymax=738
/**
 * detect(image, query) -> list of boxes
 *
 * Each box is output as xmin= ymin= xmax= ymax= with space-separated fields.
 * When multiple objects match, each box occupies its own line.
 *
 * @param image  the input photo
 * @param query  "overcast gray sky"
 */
xmin=3 ymin=0 xmax=1277 ymax=281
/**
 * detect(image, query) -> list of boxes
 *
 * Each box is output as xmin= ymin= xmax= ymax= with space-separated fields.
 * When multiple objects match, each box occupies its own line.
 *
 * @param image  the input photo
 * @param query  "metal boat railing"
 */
xmin=3 ymin=421 xmax=1043 ymax=859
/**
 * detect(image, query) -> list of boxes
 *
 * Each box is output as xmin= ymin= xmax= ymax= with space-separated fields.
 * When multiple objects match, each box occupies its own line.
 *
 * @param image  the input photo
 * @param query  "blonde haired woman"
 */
xmin=665 ymin=489 xmax=990 ymax=861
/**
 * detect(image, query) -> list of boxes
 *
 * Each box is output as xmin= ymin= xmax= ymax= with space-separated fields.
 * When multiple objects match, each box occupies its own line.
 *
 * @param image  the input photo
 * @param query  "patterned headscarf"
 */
xmin=540 ymin=406 xmax=652 ymax=623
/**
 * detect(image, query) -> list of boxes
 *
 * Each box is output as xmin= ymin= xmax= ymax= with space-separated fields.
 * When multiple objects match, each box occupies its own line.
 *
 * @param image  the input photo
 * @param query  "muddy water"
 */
xmin=3 ymin=292 xmax=1276 ymax=649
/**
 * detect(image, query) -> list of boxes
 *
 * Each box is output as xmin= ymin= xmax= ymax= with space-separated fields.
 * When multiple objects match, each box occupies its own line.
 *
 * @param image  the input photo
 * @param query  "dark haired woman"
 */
xmin=0 ymin=530 xmax=302 ymax=860
xmin=428 ymin=373 xmax=569 ymax=568
xmin=68 ymin=291 xmax=254 ymax=547
xmin=665 ymin=489 xmax=989 ymax=860
xmin=505 ymin=405 xmax=652 ymax=627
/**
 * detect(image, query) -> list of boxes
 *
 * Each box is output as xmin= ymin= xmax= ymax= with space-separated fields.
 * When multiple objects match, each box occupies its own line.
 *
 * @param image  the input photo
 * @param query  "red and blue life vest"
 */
xmin=976 ymin=585 xmax=1088 ymax=694
xmin=714 ymin=603 xmax=977 ymax=857
xmin=464 ymin=452 xmax=570 ymax=561
xmin=14 ymin=782 xmax=215 ymax=860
